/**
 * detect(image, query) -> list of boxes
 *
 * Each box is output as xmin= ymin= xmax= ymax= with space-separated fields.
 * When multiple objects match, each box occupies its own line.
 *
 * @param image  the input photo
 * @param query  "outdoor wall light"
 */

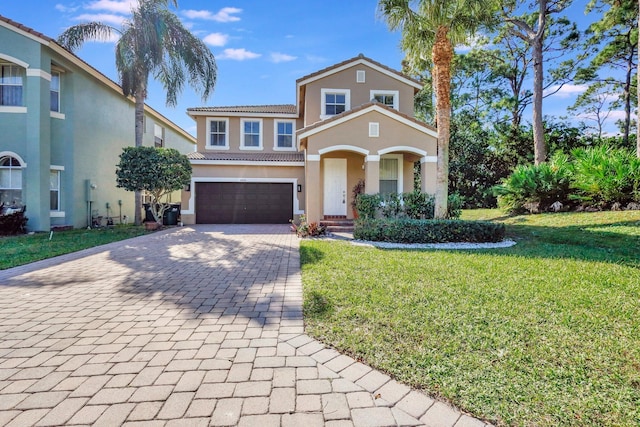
xmin=297 ymin=184 xmax=302 ymax=192
xmin=184 ymin=184 xmax=191 ymax=192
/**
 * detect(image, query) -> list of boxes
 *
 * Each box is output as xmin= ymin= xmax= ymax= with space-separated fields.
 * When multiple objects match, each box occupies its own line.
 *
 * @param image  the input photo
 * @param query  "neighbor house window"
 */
xmin=371 ymin=90 xmax=399 ymax=109
xmin=207 ymin=118 xmax=228 ymax=149
xmin=379 ymin=157 xmax=399 ymax=196
xmin=321 ymin=89 xmax=350 ymax=119
xmin=241 ymin=119 xmax=262 ymax=149
xmin=0 ymin=65 xmax=23 ymax=106
xmin=50 ymin=170 xmax=60 ymax=211
xmin=0 ymin=155 xmax=23 ymax=206
xmin=275 ymin=120 xmax=294 ymax=149
xmin=50 ymin=71 xmax=60 ymax=112
xmin=154 ymin=124 xmax=164 ymax=147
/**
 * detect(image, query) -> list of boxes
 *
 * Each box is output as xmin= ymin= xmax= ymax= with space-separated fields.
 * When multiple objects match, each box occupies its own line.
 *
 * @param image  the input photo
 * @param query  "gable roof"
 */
xmin=297 ymin=101 xmax=437 ymax=140
xmin=187 ymin=104 xmax=297 ymax=117
xmin=0 ymin=14 xmax=195 ymax=144
xmin=296 ymin=54 xmax=423 ymax=90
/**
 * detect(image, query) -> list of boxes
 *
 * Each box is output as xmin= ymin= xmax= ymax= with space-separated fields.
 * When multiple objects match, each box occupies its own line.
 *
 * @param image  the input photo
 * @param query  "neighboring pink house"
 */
xmin=181 ymin=54 xmax=438 ymax=225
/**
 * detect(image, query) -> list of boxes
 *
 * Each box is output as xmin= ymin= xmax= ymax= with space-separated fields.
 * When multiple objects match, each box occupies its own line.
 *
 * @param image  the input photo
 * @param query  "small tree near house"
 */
xmin=116 ymin=146 xmax=191 ymax=225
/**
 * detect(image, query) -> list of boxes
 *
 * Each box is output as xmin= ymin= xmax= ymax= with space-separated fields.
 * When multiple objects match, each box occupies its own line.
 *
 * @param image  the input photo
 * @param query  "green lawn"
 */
xmin=301 ymin=210 xmax=640 ymax=426
xmin=0 ymin=226 xmax=150 ymax=270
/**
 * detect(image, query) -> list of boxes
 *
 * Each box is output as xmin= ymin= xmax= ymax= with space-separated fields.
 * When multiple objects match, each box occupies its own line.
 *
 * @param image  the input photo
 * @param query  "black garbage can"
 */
xmin=143 ymin=203 xmax=155 ymax=222
xmin=163 ymin=203 xmax=180 ymax=225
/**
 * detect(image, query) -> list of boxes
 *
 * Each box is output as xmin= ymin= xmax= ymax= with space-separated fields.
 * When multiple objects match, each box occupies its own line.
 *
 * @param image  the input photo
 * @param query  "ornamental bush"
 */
xmin=0 ymin=210 xmax=28 ymax=235
xmin=355 ymin=191 xmax=462 ymax=220
xmin=354 ymin=218 xmax=505 ymax=243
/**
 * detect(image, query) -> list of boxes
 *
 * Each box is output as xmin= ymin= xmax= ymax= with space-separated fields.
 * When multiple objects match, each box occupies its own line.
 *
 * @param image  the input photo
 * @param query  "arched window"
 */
xmin=0 ymin=155 xmax=23 ymax=206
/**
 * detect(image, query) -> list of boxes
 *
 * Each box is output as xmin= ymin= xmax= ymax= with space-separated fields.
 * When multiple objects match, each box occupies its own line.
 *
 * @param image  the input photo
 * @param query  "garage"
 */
xmin=195 ymin=182 xmax=293 ymax=224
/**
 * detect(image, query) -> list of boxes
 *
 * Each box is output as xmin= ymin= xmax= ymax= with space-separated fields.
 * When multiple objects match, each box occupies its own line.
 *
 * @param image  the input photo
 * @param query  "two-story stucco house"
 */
xmin=0 ymin=15 xmax=195 ymax=231
xmin=182 ymin=54 xmax=438 ymax=225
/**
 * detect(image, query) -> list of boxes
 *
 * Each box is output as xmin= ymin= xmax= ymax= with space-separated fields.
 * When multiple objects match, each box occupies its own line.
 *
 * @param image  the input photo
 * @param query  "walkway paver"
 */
xmin=0 ymin=225 xmax=491 ymax=426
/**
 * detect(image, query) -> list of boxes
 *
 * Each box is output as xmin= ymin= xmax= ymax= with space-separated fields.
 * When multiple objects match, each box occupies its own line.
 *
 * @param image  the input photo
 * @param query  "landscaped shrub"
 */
xmin=0 ymin=211 xmax=28 ymax=235
xmin=290 ymin=214 xmax=325 ymax=238
xmin=493 ymin=153 xmax=573 ymax=214
xmin=354 ymin=218 xmax=505 ymax=243
xmin=570 ymin=145 xmax=640 ymax=207
xmin=355 ymin=191 xmax=462 ymax=219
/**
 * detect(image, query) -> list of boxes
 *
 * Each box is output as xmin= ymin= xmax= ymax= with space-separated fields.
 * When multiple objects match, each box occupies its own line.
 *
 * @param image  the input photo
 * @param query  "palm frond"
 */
xmin=57 ymin=22 xmax=120 ymax=51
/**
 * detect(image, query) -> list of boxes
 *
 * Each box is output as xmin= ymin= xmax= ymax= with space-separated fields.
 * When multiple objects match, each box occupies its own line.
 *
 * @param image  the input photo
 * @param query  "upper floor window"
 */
xmin=154 ymin=124 xmax=164 ymax=147
xmin=241 ymin=119 xmax=262 ymax=150
xmin=371 ymin=90 xmax=399 ymax=110
xmin=206 ymin=118 xmax=228 ymax=149
xmin=275 ymin=120 xmax=295 ymax=150
xmin=50 ymin=71 xmax=61 ymax=112
xmin=1 ymin=65 xmax=24 ymax=107
xmin=321 ymin=89 xmax=350 ymax=119
xmin=0 ymin=154 xmax=23 ymax=207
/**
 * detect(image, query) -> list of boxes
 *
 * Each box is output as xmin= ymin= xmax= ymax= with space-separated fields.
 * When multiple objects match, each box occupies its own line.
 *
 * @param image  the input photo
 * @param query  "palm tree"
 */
xmin=58 ymin=0 xmax=217 ymax=225
xmin=379 ymin=0 xmax=496 ymax=218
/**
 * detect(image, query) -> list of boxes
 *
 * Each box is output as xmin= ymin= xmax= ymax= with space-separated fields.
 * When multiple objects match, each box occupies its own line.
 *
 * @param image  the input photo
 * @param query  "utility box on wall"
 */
xmin=85 ymin=180 xmax=97 ymax=202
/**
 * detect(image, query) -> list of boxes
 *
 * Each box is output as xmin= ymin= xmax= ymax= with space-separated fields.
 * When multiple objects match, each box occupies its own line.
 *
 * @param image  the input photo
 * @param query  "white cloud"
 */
xmin=270 ymin=52 xmax=297 ymax=63
xmin=182 ymin=7 xmax=242 ymax=22
xmin=55 ymin=4 xmax=80 ymax=13
xmin=545 ymin=84 xmax=589 ymax=98
xmin=203 ymin=33 xmax=229 ymax=47
xmin=305 ymin=54 xmax=326 ymax=63
xmin=218 ymin=48 xmax=261 ymax=60
xmin=74 ymin=13 xmax=126 ymax=26
xmin=85 ymin=0 xmax=137 ymax=14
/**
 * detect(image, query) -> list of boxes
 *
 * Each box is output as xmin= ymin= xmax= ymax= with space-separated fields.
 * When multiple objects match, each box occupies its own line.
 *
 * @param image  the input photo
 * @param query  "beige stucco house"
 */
xmin=181 ymin=55 xmax=437 ymax=225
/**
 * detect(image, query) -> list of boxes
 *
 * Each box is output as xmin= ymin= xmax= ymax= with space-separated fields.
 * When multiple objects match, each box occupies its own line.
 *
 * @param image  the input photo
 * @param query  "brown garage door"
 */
xmin=196 ymin=182 xmax=293 ymax=224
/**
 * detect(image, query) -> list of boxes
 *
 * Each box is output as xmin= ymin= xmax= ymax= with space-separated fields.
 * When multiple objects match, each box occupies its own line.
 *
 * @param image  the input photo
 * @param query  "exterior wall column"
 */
xmin=421 ymin=155 xmax=437 ymax=194
xmin=364 ymin=155 xmax=380 ymax=194
xmin=305 ymin=153 xmax=321 ymax=222
xmin=24 ymin=60 xmax=52 ymax=231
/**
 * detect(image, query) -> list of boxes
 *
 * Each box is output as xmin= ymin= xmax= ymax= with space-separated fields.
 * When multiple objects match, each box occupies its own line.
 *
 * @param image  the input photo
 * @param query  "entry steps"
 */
xmin=320 ymin=218 xmax=354 ymax=233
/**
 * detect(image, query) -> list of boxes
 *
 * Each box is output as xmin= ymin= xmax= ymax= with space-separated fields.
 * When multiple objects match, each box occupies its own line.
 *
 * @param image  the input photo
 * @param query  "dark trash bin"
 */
xmin=143 ymin=203 xmax=155 ymax=222
xmin=163 ymin=203 xmax=181 ymax=226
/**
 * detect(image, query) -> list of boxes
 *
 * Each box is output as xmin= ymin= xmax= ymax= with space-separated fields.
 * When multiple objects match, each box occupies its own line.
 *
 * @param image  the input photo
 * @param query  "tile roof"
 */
xmin=296 ymin=53 xmax=422 ymax=87
xmin=297 ymin=101 xmax=437 ymax=136
xmin=188 ymin=152 xmax=304 ymax=162
xmin=0 ymin=15 xmax=53 ymax=42
xmin=187 ymin=105 xmax=297 ymax=114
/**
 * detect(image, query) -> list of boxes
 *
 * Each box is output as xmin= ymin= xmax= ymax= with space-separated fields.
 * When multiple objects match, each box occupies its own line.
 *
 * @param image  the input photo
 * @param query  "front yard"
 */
xmin=301 ymin=210 xmax=640 ymax=426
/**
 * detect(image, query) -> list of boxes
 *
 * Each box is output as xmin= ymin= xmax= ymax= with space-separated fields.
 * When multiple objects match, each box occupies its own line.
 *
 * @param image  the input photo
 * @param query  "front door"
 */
xmin=323 ymin=158 xmax=347 ymax=216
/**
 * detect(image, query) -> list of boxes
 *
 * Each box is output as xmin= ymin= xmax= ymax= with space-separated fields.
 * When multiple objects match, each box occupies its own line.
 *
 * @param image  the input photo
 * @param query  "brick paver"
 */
xmin=0 ymin=225 xmax=491 ymax=426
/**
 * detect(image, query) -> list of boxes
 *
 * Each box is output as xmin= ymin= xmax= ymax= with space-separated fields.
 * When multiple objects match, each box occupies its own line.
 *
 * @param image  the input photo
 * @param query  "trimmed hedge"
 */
xmin=353 ymin=218 xmax=506 ymax=243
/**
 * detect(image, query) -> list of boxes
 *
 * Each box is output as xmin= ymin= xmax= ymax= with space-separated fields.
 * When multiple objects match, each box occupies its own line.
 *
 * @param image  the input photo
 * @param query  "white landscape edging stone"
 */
xmin=350 ymin=239 xmax=517 ymax=250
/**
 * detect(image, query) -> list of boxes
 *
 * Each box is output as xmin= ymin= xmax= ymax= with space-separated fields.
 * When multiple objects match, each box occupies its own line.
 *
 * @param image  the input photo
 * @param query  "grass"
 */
xmin=301 ymin=209 xmax=640 ymax=426
xmin=0 ymin=226 xmax=150 ymax=270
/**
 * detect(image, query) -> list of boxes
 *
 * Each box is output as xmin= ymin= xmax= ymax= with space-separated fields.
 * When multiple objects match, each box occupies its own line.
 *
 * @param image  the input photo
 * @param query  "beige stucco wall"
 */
xmin=302 ymin=64 xmax=416 ymax=126
xmin=193 ymin=115 xmax=303 ymax=153
xmin=304 ymin=110 xmax=437 ymax=157
xmin=181 ymin=163 xmax=305 ymax=224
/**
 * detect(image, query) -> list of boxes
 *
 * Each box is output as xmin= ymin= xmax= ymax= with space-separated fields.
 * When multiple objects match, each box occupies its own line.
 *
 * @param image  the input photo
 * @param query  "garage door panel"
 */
xmin=196 ymin=182 xmax=293 ymax=224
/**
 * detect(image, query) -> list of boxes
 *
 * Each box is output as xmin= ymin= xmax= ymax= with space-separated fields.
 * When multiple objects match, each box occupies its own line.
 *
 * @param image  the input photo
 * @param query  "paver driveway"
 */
xmin=0 ymin=225 xmax=488 ymax=427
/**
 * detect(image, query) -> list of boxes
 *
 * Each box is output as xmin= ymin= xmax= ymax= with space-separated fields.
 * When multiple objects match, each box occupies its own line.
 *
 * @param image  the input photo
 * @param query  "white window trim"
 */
xmin=356 ymin=70 xmax=366 ymax=83
xmin=370 ymin=90 xmax=399 ymax=110
xmin=50 ymin=111 xmax=65 ymax=120
xmin=206 ymin=117 xmax=230 ymax=150
xmin=380 ymin=154 xmax=404 ymax=194
xmin=0 ymin=106 xmax=27 ymax=113
xmin=320 ymin=88 xmax=350 ymax=120
xmin=273 ymin=119 xmax=297 ymax=151
xmin=240 ymin=118 xmax=263 ymax=150
xmin=50 ymin=167 xmax=62 ymax=212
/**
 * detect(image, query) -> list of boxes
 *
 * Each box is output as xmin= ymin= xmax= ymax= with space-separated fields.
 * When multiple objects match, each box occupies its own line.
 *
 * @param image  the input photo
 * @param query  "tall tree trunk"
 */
xmin=432 ymin=26 xmax=453 ymax=219
xmin=532 ymin=36 xmax=546 ymax=165
xmin=133 ymin=79 xmax=146 ymax=226
xmin=623 ymin=48 xmax=633 ymax=146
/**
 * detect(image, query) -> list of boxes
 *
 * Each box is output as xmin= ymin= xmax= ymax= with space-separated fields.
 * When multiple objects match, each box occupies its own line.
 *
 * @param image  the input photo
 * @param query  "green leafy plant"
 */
xmin=355 ymin=192 xmax=462 ymax=220
xmin=354 ymin=218 xmax=505 ymax=243
xmin=290 ymin=214 xmax=325 ymax=238
xmin=351 ymin=179 xmax=365 ymax=214
xmin=0 ymin=209 xmax=28 ymax=235
xmin=116 ymin=146 xmax=192 ymax=224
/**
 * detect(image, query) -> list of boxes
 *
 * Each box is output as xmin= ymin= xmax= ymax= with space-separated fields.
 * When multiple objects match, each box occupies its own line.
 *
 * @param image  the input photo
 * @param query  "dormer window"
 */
xmin=321 ymin=89 xmax=350 ymax=119
xmin=371 ymin=90 xmax=399 ymax=110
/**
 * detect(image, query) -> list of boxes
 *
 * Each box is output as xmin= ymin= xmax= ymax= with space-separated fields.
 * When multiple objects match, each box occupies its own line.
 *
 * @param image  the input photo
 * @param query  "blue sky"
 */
xmin=0 ymin=1 xmax=619 ymax=136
